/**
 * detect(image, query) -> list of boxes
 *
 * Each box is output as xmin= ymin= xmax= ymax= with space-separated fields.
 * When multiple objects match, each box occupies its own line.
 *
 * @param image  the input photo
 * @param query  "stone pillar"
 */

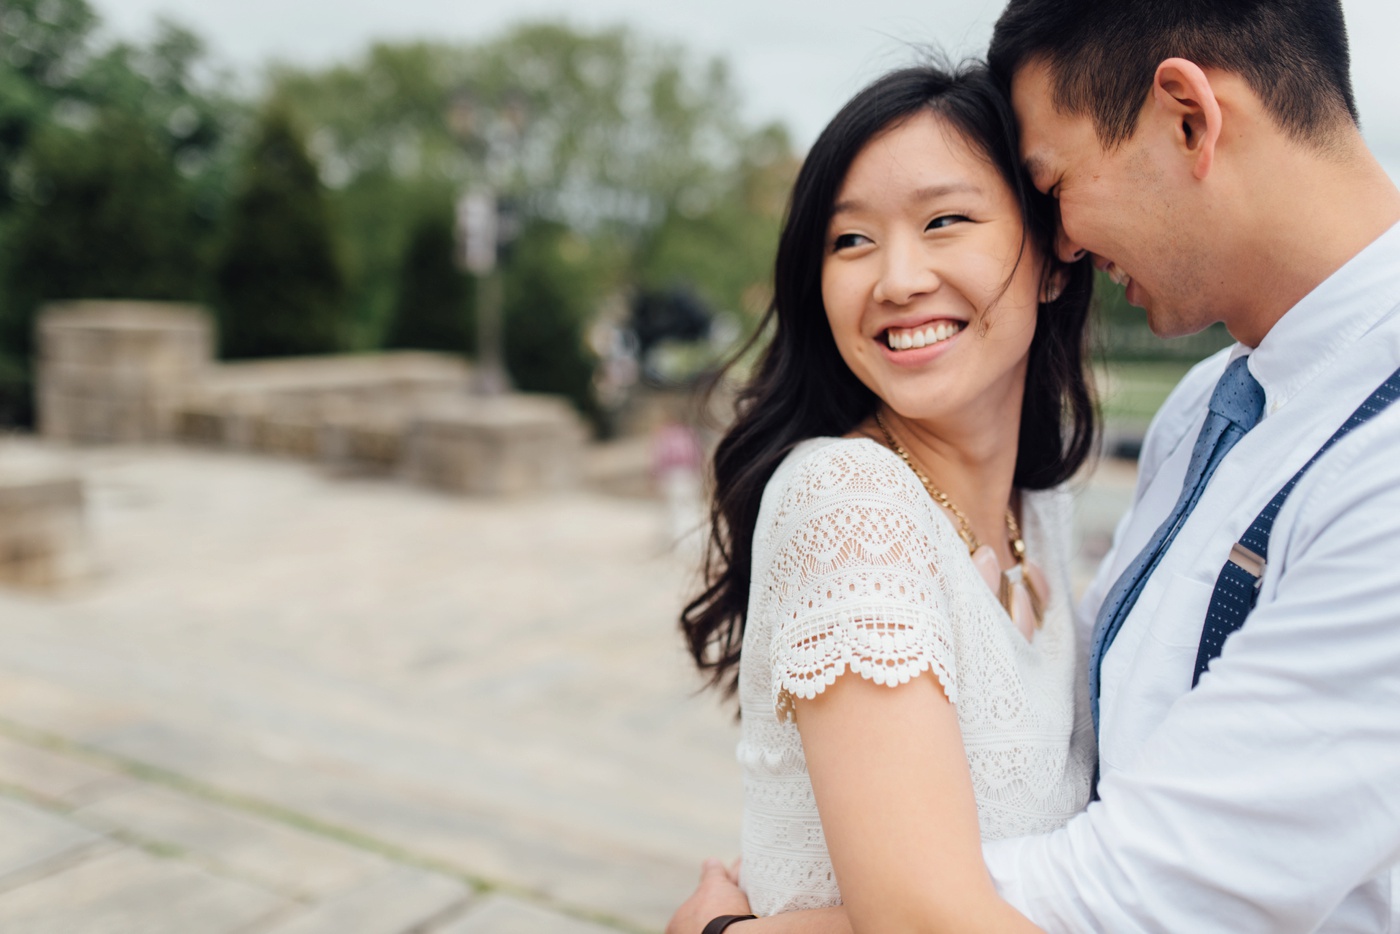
xmin=403 ymin=395 xmax=588 ymax=496
xmin=36 ymin=301 xmax=214 ymax=444
xmin=0 ymin=448 xmax=92 ymax=590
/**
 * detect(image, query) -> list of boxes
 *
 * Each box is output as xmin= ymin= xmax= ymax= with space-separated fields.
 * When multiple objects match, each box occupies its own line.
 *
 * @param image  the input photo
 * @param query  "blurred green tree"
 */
xmin=213 ymin=103 xmax=346 ymax=358
xmin=6 ymin=114 xmax=203 ymax=306
xmin=0 ymin=5 xmax=240 ymax=424
xmin=73 ymin=20 xmax=246 ymax=232
xmin=502 ymin=220 xmax=604 ymax=426
xmin=0 ymin=113 xmax=203 ymax=422
xmin=383 ymin=207 xmax=474 ymax=354
xmin=270 ymin=24 xmax=796 ymax=359
xmin=0 ymin=0 xmax=100 ymax=218
xmin=0 ymin=0 xmax=101 ymax=420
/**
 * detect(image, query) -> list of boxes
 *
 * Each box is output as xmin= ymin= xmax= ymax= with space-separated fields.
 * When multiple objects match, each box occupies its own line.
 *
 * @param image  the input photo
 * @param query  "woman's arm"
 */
xmin=795 ymin=672 xmax=1042 ymax=934
xmin=665 ymin=673 xmax=1044 ymax=934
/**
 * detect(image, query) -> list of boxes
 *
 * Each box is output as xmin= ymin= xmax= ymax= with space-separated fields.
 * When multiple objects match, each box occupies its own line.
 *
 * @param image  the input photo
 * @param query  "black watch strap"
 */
xmin=702 ymin=914 xmax=757 ymax=934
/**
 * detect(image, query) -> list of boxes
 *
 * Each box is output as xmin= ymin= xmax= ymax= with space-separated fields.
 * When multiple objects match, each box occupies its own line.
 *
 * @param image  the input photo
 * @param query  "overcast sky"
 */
xmin=87 ymin=0 xmax=1400 ymax=170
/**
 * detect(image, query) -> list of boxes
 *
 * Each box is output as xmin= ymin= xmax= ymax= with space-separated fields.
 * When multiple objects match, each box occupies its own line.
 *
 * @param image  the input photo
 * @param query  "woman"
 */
xmin=678 ymin=62 xmax=1097 ymax=931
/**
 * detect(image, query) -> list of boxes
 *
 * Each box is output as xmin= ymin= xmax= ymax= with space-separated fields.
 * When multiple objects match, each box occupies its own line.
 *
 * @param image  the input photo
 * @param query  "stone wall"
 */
xmin=0 ymin=444 xmax=92 ymax=589
xmin=33 ymin=302 xmax=593 ymax=497
xmin=37 ymin=301 xmax=213 ymax=444
xmin=402 ymin=396 xmax=588 ymax=495
xmin=174 ymin=351 xmax=476 ymax=468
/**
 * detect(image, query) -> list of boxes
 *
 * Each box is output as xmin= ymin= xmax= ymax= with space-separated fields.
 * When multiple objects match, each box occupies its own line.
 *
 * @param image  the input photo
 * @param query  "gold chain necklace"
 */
xmin=874 ymin=411 xmax=1044 ymax=628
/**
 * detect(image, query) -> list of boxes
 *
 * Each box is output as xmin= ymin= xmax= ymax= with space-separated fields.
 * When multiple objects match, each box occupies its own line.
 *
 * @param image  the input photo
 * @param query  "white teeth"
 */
xmin=1106 ymin=263 xmax=1130 ymax=288
xmin=884 ymin=322 xmax=962 ymax=352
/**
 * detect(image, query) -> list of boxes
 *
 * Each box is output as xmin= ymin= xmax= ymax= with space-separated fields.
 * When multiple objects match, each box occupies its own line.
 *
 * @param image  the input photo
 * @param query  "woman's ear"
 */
xmin=1152 ymin=57 xmax=1223 ymax=180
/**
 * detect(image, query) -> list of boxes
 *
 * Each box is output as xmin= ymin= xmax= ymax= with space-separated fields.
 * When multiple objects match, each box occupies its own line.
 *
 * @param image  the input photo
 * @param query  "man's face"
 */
xmin=1011 ymin=60 xmax=1217 ymax=338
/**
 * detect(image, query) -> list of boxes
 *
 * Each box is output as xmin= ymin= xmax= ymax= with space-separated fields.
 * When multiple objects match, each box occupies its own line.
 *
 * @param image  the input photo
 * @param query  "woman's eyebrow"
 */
xmin=911 ymin=182 xmax=982 ymax=201
xmin=831 ymin=182 xmax=983 ymax=217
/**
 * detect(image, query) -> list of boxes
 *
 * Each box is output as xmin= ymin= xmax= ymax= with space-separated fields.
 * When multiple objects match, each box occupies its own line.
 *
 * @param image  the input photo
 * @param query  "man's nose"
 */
xmin=1055 ymin=225 xmax=1086 ymax=264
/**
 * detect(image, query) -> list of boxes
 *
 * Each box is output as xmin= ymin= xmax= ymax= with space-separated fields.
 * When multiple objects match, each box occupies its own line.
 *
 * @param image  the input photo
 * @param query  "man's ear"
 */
xmin=1152 ymin=58 xmax=1222 ymax=180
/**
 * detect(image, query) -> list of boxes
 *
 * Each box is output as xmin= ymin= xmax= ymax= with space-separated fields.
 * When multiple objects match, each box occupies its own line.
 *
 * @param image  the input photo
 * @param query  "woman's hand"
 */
xmin=666 ymin=858 xmax=750 ymax=934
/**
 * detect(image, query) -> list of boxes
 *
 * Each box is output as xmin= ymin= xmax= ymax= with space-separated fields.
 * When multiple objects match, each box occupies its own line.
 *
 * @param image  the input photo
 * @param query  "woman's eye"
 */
xmin=832 ymin=233 xmax=870 ymax=251
xmin=927 ymin=214 xmax=970 ymax=231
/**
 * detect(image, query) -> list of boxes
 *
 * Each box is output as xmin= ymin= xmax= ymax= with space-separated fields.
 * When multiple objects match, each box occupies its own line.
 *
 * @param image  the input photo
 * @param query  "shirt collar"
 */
xmin=1246 ymin=219 xmax=1400 ymax=418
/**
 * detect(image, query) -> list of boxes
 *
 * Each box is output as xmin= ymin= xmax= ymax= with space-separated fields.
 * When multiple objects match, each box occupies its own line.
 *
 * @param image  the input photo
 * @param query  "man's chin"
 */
xmin=1144 ymin=307 xmax=1211 ymax=340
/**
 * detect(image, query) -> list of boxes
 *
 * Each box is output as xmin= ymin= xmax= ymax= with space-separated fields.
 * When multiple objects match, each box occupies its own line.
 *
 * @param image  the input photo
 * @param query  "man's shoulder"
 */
xmin=1282 ymin=391 xmax=1400 ymax=534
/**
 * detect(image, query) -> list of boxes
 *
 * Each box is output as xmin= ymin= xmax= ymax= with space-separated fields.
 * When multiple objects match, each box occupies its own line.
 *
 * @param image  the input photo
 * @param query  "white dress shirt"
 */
xmin=984 ymin=221 xmax=1400 ymax=933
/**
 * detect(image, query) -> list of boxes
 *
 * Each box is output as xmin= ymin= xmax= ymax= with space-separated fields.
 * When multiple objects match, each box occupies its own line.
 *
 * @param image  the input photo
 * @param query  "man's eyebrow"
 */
xmin=831 ymin=182 xmax=983 ymax=217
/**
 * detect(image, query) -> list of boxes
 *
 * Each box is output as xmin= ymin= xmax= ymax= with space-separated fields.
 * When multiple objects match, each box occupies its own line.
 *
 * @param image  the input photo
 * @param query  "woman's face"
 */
xmin=821 ymin=110 xmax=1046 ymax=430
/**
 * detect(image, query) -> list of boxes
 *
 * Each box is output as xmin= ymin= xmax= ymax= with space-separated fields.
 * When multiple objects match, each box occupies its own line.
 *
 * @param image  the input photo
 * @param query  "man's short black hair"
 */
xmin=989 ymin=0 xmax=1359 ymax=148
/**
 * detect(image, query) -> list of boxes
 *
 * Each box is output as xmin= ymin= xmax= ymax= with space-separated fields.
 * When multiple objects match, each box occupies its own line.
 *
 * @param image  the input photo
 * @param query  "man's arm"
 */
xmin=986 ymin=433 xmax=1400 ymax=932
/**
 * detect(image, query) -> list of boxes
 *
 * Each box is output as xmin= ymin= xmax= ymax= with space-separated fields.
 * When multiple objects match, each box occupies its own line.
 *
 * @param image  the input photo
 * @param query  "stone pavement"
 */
xmin=0 ymin=440 xmax=1135 ymax=933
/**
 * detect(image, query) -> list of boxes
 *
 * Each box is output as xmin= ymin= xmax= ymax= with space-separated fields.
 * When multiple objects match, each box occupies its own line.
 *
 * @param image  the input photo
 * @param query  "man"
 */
xmin=670 ymin=0 xmax=1400 ymax=930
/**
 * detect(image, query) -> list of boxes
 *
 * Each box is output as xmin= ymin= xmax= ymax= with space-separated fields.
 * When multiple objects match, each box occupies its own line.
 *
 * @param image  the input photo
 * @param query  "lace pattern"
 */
xmin=736 ymin=438 xmax=1095 ymax=916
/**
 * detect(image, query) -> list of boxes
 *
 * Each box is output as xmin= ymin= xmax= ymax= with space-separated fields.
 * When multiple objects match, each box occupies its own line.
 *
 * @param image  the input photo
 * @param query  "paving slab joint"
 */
xmin=0 ymin=717 xmax=647 ymax=934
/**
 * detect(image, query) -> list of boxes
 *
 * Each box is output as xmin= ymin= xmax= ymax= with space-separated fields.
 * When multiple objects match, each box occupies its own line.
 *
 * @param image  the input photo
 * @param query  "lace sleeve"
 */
xmin=760 ymin=440 xmax=959 ymax=720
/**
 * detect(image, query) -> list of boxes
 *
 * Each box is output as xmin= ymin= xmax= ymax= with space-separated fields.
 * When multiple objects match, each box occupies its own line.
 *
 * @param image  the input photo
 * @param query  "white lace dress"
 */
xmin=737 ymin=437 xmax=1095 ymax=915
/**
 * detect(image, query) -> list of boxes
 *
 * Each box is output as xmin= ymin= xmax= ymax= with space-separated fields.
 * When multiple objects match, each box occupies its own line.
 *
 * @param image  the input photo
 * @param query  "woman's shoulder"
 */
xmin=767 ymin=435 xmax=926 ymax=508
xmin=755 ymin=435 xmax=949 ymax=563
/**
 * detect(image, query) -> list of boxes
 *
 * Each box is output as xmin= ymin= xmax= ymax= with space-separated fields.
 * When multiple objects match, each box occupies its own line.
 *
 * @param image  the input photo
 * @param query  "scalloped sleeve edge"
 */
xmin=772 ymin=604 xmax=958 ymax=722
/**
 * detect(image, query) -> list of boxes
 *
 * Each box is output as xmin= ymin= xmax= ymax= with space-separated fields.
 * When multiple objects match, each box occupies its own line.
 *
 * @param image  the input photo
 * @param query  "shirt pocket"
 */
xmin=1140 ymin=570 xmax=1217 ymax=648
xmin=1102 ymin=572 xmax=1216 ymax=769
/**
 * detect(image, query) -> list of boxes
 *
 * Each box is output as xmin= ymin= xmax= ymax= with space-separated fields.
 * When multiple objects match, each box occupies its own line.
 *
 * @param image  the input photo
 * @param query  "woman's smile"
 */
xmin=877 ymin=318 xmax=967 ymax=365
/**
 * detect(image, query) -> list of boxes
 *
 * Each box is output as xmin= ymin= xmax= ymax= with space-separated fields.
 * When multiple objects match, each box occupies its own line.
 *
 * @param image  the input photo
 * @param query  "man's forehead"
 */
xmin=1010 ymin=62 xmax=1087 ymax=179
xmin=1009 ymin=63 xmax=1054 ymax=141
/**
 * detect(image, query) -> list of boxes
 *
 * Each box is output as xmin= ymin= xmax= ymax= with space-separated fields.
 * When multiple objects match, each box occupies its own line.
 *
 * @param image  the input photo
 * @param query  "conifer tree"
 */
xmin=214 ymin=103 xmax=344 ymax=358
xmin=382 ymin=209 xmax=473 ymax=354
xmin=503 ymin=220 xmax=600 ymax=427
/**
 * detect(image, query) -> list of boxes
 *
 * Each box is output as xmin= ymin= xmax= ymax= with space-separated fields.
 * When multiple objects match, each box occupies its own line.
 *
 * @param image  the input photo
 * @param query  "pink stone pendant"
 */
xmin=970 ymin=544 xmax=1002 ymax=595
xmin=1006 ymin=572 xmax=1039 ymax=642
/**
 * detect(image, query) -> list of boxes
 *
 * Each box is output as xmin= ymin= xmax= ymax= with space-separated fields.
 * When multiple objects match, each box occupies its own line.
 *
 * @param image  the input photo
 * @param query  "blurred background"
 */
xmin=0 ymin=1 xmax=1395 ymax=932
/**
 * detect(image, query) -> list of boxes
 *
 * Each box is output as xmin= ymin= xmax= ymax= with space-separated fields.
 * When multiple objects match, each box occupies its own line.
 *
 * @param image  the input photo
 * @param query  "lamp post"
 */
xmin=456 ymin=190 xmax=506 ymax=395
xmin=447 ymin=89 xmax=528 ymax=397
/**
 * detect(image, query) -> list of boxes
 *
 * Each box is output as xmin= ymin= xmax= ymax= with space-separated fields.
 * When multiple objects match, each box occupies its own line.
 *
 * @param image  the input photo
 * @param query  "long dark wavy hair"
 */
xmin=681 ymin=62 xmax=1097 ymax=699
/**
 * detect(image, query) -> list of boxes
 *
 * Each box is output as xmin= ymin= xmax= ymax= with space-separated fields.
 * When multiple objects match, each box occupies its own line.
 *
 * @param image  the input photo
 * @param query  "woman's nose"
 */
xmin=873 ymin=240 xmax=940 ymax=305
